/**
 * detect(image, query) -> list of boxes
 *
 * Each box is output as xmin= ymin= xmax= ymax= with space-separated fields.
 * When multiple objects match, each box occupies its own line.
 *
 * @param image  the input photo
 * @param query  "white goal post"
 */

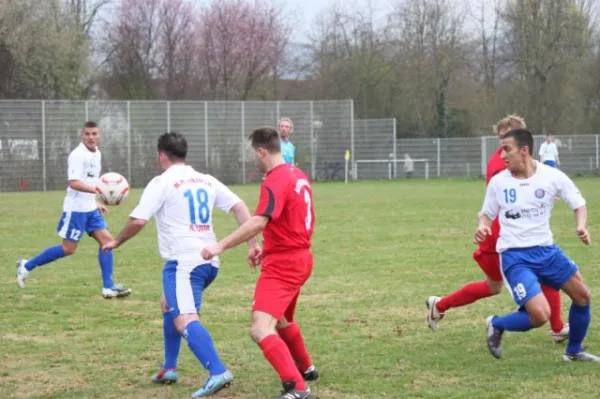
xmin=353 ymin=158 xmax=430 ymax=180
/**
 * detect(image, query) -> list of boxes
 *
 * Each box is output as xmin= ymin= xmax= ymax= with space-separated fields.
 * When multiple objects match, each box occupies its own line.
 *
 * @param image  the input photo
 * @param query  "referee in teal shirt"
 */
xmin=279 ymin=117 xmax=296 ymax=164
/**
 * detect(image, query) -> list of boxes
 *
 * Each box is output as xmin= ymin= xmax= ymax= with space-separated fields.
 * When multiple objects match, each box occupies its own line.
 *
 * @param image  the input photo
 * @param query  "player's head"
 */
xmin=157 ymin=132 xmax=187 ymax=171
xmin=248 ymin=126 xmax=281 ymax=173
xmin=81 ymin=121 xmax=100 ymax=151
xmin=500 ymin=128 xmax=534 ymax=172
xmin=278 ymin=118 xmax=293 ymax=140
xmin=493 ymin=114 xmax=526 ymax=139
xmin=546 ymin=135 xmax=553 ymax=143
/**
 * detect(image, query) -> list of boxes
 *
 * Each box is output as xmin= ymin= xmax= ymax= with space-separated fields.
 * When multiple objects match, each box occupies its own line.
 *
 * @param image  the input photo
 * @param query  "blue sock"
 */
xmin=492 ymin=311 xmax=534 ymax=331
xmin=567 ymin=303 xmax=591 ymax=355
xmin=25 ymin=245 xmax=66 ymax=271
xmin=98 ymin=248 xmax=114 ymax=289
xmin=183 ymin=320 xmax=227 ymax=376
xmin=163 ymin=312 xmax=181 ymax=369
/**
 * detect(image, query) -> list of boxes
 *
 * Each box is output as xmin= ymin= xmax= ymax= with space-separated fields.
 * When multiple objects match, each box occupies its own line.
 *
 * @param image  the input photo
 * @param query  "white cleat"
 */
xmin=16 ymin=259 xmax=29 ymax=288
xmin=102 ymin=284 xmax=132 ymax=299
xmin=562 ymin=351 xmax=600 ymax=362
xmin=551 ymin=323 xmax=569 ymax=344
xmin=425 ymin=296 xmax=444 ymax=331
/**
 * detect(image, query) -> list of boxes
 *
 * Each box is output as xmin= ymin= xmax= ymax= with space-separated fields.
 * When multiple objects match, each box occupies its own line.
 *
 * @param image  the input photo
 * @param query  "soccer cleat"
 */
xmin=276 ymin=381 xmax=314 ymax=399
xmin=551 ymin=323 xmax=570 ymax=344
xmin=102 ymin=284 xmax=132 ymax=299
xmin=425 ymin=296 xmax=445 ymax=331
xmin=562 ymin=351 xmax=600 ymax=362
xmin=190 ymin=370 xmax=233 ymax=398
xmin=16 ymin=259 xmax=29 ymax=288
xmin=302 ymin=365 xmax=319 ymax=381
xmin=485 ymin=316 xmax=504 ymax=359
xmin=152 ymin=368 xmax=178 ymax=384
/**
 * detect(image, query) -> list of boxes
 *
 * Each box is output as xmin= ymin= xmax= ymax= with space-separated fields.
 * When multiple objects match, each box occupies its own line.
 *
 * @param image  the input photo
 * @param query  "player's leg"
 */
xmin=540 ymin=283 xmax=568 ymax=342
xmin=543 ymin=248 xmax=600 ymax=362
xmin=426 ymin=249 xmax=502 ymax=330
xmin=164 ymin=262 xmax=232 ymax=397
xmin=88 ymin=210 xmax=131 ymax=298
xmin=277 ymin=302 xmax=318 ymax=382
xmin=251 ymin=274 xmax=313 ymax=398
xmin=485 ymin=259 xmax=548 ymax=359
xmin=16 ymin=211 xmax=82 ymax=288
xmin=151 ymin=292 xmax=181 ymax=384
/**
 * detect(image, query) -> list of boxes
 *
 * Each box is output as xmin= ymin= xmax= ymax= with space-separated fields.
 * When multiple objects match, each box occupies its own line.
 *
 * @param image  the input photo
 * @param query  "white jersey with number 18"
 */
xmin=479 ymin=162 xmax=586 ymax=253
xmin=130 ymin=164 xmax=242 ymax=265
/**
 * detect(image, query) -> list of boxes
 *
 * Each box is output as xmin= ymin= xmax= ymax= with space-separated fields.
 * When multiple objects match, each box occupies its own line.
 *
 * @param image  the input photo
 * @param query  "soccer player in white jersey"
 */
xmin=101 ymin=132 xmax=258 ymax=397
xmin=475 ymin=128 xmax=598 ymax=362
xmin=538 ymin=135 xmax=560 ymax=168
xmin=16 ymin=121 xmax=131 ymax=299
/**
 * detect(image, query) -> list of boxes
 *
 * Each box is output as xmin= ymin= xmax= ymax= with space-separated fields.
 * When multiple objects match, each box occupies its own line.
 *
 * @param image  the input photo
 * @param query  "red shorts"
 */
xmin=252 ymin=250 xmax=313 ymax=321
xmin=473 ymin=248 xmax=502 ymax=282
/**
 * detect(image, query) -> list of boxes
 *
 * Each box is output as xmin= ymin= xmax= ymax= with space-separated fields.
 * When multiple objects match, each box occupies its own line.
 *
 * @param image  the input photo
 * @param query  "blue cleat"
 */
xmin=191 ymin=370 xmax=233 ymax=398
xmin=152 ymin=368 xmax=178 ymax=384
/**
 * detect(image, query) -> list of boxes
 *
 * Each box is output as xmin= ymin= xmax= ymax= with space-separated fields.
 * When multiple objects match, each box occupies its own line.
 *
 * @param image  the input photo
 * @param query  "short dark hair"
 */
xmin=83 ymin=121 xmax=98 ymax=128
xmin=157 ymin=132 xmax=187 ymax=160
xmin=503 ymin=128 xmax=533 ymax=155
xmin=248 ymin=127 xmax=280 ymax=153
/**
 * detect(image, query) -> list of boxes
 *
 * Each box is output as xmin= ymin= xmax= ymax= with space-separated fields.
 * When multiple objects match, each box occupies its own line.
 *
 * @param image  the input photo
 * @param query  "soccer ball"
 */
xmin=97 ymin=172 xmax=130 ymax=205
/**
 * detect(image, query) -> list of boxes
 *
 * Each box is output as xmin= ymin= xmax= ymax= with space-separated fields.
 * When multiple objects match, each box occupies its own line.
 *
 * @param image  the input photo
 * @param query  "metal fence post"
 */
xmin=85 ymin=100 xmax=89 ymax=121
xmin=204 ymin=102 xmax=209 ymax=168
xmin=241 ymin=101 xmax=246 ymax=184
xmin=481 ymin=136 xmax=486 ymax=176
xmin=42 ymin=100 xmax=46 ymax=191
xmin=276 ymin=101 xmax=280 ymax=123
xmin=393 ymin=118 xmax=397 ymax=178
xmin=350 ymin=101 xmax=355 ymax=180
xmin=167 ymin=101 xmax=171 ymax=132
xmin=127 ymin=101 xmax=132 ymax=185
xmin=437 ymin=138 xmax=441 ymax=178
xmin=596 ymin=134 xmax=599 ymax=170
xmin=310 ymin=101 xmax=315 ymax=180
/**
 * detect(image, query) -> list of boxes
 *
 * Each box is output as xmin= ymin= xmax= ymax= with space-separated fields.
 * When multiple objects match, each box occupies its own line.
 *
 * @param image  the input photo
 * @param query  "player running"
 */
xmin=202 ymin=126 xmax=318 ymax=399
xmin=16 ymin=121 xmax=131 ymax=299
xmin=426 ymin=115 xmax=568 ymax=342
xmin=101 ymin=132 xmax=257 ymax=397
xmin=475 ymin=128 xmax=598 ymax=362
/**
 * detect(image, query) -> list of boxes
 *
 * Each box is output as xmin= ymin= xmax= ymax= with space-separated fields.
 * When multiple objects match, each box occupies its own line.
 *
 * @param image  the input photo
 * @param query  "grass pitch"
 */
xmin=1 ymin=178 xmax=599 ymax=398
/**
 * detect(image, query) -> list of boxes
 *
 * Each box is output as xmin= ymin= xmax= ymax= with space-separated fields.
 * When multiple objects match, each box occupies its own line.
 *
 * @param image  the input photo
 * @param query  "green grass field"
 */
xmin=1 ymin=178 xmax=599 ymax=399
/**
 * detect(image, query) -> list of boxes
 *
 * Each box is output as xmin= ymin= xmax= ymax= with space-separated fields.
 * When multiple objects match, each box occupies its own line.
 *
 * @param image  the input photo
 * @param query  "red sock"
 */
xmin=436 ymin=281 xmax=493 ymax=313
xmin=278 ymin=322 xmax=312 ymax=373
xmin=259 ymin=334 xmax=307 ymax=391
xmin=541 ymin=284 xmax=564 ymax=333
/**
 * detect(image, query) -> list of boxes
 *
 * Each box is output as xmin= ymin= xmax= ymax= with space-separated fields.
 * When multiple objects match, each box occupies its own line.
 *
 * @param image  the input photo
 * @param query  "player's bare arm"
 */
xmin=201 ymin=215 xmax=268 ymax=260
xmin=475 ymin=215 xmax=493 ymax=244
xmin=68 ymin=179 xmax=98 ymax=194
xmin=101 ymin=217 xmax=148 ymax=252
xmin=230 ymin=202 xmax=260 ymax=248
xmin=574 ymin=206 xmax=590 ymax=245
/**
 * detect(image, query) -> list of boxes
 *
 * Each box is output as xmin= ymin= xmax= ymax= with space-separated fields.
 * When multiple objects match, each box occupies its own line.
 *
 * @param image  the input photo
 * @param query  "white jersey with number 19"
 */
xmin=479 ymin=162 xmax=586 ymax=253
xmin=130 ymin=164 xmax=242 ymax=265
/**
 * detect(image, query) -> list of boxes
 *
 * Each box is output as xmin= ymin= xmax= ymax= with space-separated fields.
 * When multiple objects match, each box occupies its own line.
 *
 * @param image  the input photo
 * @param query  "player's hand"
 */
xmin=97 ymin=203 xmax=109 ymax=215
xmin=101 ymin=240 xmax=119 ymax=252
xmin=577 ymin=227 xmax=591 ymax=245
xmin=474 ymin=225 xmax=492 ymax=244
xmin=202 ymin=243 xmax=223 ymax=260
xmin=247 ymin=245 xmax=262 ymax=269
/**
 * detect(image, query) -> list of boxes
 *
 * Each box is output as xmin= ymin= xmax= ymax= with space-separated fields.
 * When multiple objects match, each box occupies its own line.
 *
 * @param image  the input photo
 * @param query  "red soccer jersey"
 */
xmin=255 ymin=163 xmax=315 ymax=256
xmin=479 ymin=148 xmax=504 ymax=253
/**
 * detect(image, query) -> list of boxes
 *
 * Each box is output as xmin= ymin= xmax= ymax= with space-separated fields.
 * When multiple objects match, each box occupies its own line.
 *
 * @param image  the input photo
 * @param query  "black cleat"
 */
xmin=276 ymin=381 xmax=314 ymax=399
xmin=302 ymin=366 xmax=319 ymax=382
xmin=486 ymin=316 xmax=504 ymax=359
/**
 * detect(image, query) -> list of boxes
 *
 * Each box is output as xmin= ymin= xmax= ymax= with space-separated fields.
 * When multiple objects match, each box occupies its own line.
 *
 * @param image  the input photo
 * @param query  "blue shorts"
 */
xmin=163 ymin=260 xmax=219 ymax=317
xmin=500 ymin=245 xmax=578 ymax=307
xmin=57 ymin=209 xmax=107 ymax=242
xmin=543 ymin=160 xmax=557 ymax=168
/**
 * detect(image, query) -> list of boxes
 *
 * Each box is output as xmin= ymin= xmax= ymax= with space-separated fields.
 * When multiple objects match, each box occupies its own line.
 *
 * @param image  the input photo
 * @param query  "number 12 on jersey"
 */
xmin=184 ymin=188 xmax=210 ymax=224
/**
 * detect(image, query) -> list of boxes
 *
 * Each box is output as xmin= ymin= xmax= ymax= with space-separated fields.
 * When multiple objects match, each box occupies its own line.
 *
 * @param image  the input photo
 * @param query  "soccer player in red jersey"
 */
xmin=202 ymin=126 xmax=317 ymax=399
xmin=426 ymin=114 xmax=569 ymax=342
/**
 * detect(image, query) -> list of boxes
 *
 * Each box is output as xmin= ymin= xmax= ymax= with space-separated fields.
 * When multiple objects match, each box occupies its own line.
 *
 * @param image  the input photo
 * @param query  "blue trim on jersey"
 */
xmin=163 ymin=260 xmax=219 ymax=317
xmin=501 ymin=245 xmax=578 ymax=306
xmin=56 ymin=209 xmax=107 ymax=242
xmin=543 ymin=160 xmax=557 ymax=168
